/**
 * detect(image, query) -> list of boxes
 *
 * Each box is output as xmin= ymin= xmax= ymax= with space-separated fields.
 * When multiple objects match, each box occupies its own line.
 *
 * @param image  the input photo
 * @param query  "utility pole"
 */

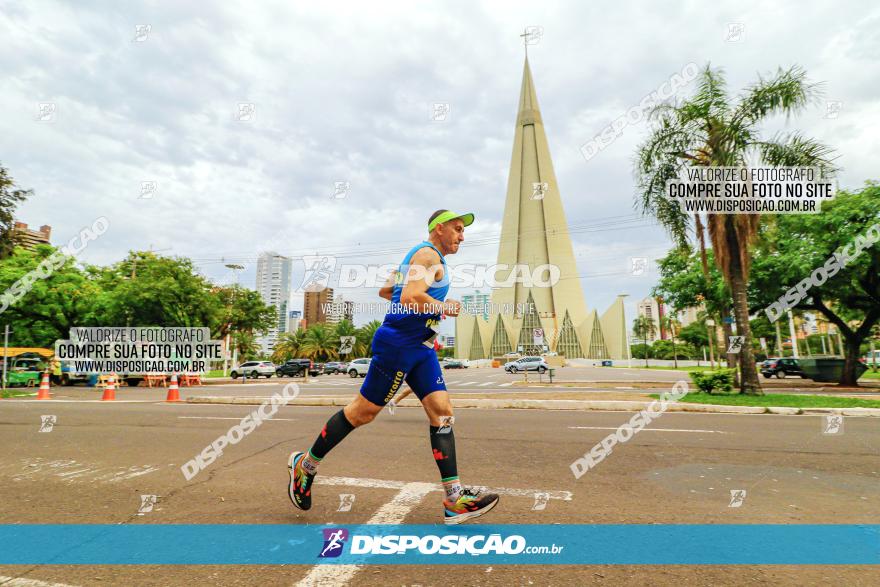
xmin=224 ymin=264 xmax=245 ymax=375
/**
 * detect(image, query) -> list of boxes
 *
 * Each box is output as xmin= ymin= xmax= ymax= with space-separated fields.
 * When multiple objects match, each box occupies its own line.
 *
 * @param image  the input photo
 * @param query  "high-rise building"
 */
xmin=287 ymin=310 xmax=303 ymax=333
xmin=325 ymin=295 xmax=353 ymax=325
xmin=462 ymin=291 xmax=491 ymax=321
xmin=676 ymin=305 xmax=703 ymax=328
xmin=455 ymin=58 xmax=628 ymax=360
xmin=636 ymin=297 xmax=665 ymax=343
xmin=255 ymin=252 xmax=292 ymax=354
xmin=12 ymin=222 xmax=51 ymax=250
xmin=304 ymin=286 xmax=334 ymax=326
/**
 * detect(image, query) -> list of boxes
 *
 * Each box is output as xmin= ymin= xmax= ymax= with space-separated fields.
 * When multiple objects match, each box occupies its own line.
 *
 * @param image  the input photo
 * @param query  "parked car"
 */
xmin=323 ymin=361 xmax=346 ymax=375
xmin=504 ymin=356 xmax=549 ymax=374
xmin=442 ymin=359 xmax=467 ymax=369
xmin=347 ymin=358 xmax=371 ymax=378
xmin=760 ymin=357 xmax=806 ymax=379
xmin=276 ymin=359 xmax=320 ymax=377
xmin=230 ymin=361 xmax=275 ymax=379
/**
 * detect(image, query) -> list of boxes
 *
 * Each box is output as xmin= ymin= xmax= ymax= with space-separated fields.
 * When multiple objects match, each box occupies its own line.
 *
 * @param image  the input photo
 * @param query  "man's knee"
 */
xmin=344 ymin=400 xmax=380 ymax=427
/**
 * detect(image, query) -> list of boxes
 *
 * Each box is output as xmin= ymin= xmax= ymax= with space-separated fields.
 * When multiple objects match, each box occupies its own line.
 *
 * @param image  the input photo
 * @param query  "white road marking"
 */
xmin=568 ymin=426 xmax=725 ymax=433
xmin=499 ymin=382 xmax=513 ymax=387
xmin=296 ymin=476 xmax=569 ymax=586
xmin=316 ymin=475 xmax=573 ymax=501
xmin=177 ymin=416 xmax=296 ymax=421
xmin=294 ymin=482 xmax=436 ymax=587
xmin=458 ymin=381 xmax=478 ymax=386
xmin=0 ymin=576 xmax=80 ymax=587
xmin=3 ymin=458 xmax=160 ymax=484
xmin=477 ymin=382 xmax=494 ymax=387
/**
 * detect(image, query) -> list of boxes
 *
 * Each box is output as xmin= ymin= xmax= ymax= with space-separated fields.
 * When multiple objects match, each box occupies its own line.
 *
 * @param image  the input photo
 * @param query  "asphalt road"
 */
xmin=1 ymin=394 xmax=878 ymax=586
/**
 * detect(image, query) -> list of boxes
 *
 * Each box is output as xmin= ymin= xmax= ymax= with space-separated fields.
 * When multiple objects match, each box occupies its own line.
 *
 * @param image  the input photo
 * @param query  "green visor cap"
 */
xmin=428 ymin=210 xmax=475 ymax=232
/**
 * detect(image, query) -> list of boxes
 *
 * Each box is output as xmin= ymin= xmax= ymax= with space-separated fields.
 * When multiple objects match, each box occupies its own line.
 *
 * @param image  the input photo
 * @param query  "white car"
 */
xmin=230 ymin=361 xmax=275 ymax=379
xmin=504 ymin=356 xmax=549 ymax=374
xmin=347 ymin=358 xmax=371 ymax=378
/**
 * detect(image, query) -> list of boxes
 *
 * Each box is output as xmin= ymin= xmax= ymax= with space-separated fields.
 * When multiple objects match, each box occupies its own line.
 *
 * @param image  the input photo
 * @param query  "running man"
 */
xmin=288 ymin=210 xmax=500 ymax=524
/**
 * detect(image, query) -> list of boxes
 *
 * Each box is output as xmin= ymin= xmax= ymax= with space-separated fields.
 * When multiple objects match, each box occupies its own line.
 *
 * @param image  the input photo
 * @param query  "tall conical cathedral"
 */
xmin=455 ymin=58 xmax=628 ymax=360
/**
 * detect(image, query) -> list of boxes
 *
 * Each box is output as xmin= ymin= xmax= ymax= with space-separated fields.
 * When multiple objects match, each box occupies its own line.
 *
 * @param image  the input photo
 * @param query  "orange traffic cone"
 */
xmin=101 ymin=375 xmax=116 ymax=401
xmin=165 ymin=373 xmax=181 ymax=402
xmin=37 ymin=371 xmax=52 ymax=400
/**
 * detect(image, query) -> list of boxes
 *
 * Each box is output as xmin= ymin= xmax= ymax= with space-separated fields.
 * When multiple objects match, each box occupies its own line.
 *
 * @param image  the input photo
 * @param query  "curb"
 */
xmin=184 ymin=396 xmax=880 ymax=416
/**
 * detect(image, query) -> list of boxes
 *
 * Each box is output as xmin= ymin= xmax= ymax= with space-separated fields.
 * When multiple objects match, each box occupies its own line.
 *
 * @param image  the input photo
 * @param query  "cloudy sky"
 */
xmin=3 ymin=0 xmax=878 ymax=334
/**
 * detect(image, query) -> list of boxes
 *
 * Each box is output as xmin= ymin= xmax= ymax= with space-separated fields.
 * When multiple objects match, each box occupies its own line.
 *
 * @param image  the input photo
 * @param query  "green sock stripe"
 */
xmin=441 ymin=476 xmax=460 ymax=483
xmin=308 ymin=450 xmax=322 ymax=462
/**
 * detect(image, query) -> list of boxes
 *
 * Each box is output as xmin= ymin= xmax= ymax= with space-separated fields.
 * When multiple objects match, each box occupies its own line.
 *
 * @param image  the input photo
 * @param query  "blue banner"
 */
xmin=0 ymin=525 xmax=876 ymax=565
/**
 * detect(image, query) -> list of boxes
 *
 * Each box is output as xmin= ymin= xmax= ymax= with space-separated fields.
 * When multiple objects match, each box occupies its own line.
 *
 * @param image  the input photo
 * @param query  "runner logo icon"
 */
xmin=319 ymin=528 xmax=349 ymax=558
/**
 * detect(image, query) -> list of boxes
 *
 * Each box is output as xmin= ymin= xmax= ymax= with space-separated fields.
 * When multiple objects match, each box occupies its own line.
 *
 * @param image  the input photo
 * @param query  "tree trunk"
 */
xmin=725 ymin=230 xmax=762 ymax=395
xmin=840 ymin=337 xmax=862 ymax=386
xmin=719 ymin=313 xmax=740 ymax=386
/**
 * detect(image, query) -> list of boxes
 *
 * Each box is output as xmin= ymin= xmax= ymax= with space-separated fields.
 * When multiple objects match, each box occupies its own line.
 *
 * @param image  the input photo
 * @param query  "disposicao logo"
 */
xmin=319 ymin=528 xmax=349 ymax=558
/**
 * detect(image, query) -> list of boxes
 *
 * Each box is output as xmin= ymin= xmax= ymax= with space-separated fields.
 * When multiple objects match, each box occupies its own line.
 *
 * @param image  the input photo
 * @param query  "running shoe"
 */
xmin=287 ymin=451 xmax=315 ymax=511
xmin=443 ymin=487 xmax=499 ymax=525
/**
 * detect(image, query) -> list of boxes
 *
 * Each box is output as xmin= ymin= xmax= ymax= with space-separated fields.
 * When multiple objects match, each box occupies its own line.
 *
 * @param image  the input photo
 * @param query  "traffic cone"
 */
xmin=101 ymin=375 xmax=116 ymax=401
xmin=165 ymin=373 xmax=181 ymax=402
xmin=37 ymin=371 xmax=52 ymax=400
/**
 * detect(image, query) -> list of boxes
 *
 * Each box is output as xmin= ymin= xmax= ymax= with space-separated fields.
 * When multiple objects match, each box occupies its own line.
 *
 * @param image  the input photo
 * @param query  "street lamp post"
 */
xmin=224 ymin=264 xmax=245 ymax=376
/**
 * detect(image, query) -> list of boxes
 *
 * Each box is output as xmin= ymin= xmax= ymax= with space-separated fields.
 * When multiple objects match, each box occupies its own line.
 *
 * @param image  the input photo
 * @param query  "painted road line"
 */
xmin=478 ymin=382 xmax=493 ymax=387
xmin=177 ymin=416 xmax=297 ymax=421
xmin=296 ymin=477 xmax=569 ymax=587
xmin=316 ymin=476 xmax=573 ymax=501
xmin=458 ymin=381 xmax=478 ymax=386
xmin=499 ymin=382 xmax=513 ymax=387
xmin=0 ymin=576 xmax=81 ymax=587
xmin=569 ymin=426 xmax=726 ymax=433
xmin=294 ymin=482 xmax=436 ymax=587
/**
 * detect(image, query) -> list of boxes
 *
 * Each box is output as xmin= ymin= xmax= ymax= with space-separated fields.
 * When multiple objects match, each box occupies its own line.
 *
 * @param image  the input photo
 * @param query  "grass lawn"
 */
xmin=204 ymin=369 xmax=227 ymax=378
xmin=649 ymin=391 xmax=880 ymax=409
xmin=1 ymin=390 xmax=37 ymax=398
xmin=613 ymin=365 xmax=721 ymax=372
xmin=859 ymin=369 xmax=880 ymax=380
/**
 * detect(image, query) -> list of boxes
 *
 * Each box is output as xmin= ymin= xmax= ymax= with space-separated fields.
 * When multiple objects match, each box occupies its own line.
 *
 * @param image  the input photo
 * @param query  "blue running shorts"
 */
xmin=359 ymin=336 xmax=446 ymax=407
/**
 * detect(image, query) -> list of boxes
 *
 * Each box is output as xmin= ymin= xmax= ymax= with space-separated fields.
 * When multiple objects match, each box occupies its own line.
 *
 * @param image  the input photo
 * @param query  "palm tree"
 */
xmin=272 ymin=330 xmax=303 ymax=363
xmin=632 ymin=316 xmax=656 ymax=367
xmin=333 ymin=319 xmax=369 ymax=358
xmin=659 ymin=313 xmax=681 ymax=369
xmin=300 ymin=323 xmax=338 ymax=361
xmin=636 ymin=64 xmax=836 ymax=394
xmin=356 ymin=320 xmax=381 ymax=357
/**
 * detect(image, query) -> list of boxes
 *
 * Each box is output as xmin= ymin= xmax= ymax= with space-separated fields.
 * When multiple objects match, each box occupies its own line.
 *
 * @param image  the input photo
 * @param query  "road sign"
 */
xmin=533 ymin=328 xmax=544 ymax=346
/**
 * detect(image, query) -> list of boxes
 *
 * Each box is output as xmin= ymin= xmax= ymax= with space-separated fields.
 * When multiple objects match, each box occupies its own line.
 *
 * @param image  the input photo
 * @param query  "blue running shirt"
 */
xmin=377 ymin=241 xmax=449 ymax=347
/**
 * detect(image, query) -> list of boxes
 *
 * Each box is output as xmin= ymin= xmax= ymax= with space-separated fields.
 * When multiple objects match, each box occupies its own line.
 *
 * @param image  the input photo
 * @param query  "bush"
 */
xmin=689 ymin=369 xmax=735 ymax=394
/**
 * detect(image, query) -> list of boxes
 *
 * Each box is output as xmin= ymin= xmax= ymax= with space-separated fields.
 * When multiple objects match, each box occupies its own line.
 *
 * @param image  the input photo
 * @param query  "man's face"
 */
xmin=437 ymin=219 xmax=465 ymax=254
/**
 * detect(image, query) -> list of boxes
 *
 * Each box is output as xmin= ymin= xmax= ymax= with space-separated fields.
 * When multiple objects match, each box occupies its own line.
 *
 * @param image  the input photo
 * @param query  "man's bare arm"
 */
xmin=399 ymin=248 xmax=460 ymax=316
xmin=379 ymin=270 xmax=397 ymax=300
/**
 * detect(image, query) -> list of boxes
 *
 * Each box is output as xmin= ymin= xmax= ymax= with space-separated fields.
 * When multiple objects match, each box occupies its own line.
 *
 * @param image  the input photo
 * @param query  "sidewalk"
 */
xmin=185 ymin=390 xmax=880 ymax=417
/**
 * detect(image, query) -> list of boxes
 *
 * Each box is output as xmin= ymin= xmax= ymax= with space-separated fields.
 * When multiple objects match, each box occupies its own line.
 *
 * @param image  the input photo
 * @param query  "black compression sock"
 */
xmin=310 ymin=409 xmax=356 ymax=460
xmin=429 ymin=424 xmax=458 ymax=479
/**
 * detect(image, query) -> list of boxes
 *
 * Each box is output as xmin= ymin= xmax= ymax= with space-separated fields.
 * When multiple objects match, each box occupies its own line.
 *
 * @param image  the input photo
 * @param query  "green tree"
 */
xmin=272 ymin=330 xmax=304 ymax=363
xmin=333 ymin=319 xmax=369 ymax=358
xmin=299 ymin=323 xmax=338 ymax=361
xmin=211 ymin=285 xmax=277 ymax=341
xmin=658 ymin=313 xmax=681 ymax=368
xmin=636 ymin=64 xmax=836 ymax=394
xmin=748 ymin=183 xmax=880 ymax=385
xmin=0 ymin=164 xmax=32 ymax=260
xmin=632 ymin=316 xmax=655 ymax=366
xmin=0 ymin=245 xmax=101 ymax=346
xmin=91 ymin=251 xmax=223 ymax=327
xmin=356 ymin=320 xmax=381 ymax=357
